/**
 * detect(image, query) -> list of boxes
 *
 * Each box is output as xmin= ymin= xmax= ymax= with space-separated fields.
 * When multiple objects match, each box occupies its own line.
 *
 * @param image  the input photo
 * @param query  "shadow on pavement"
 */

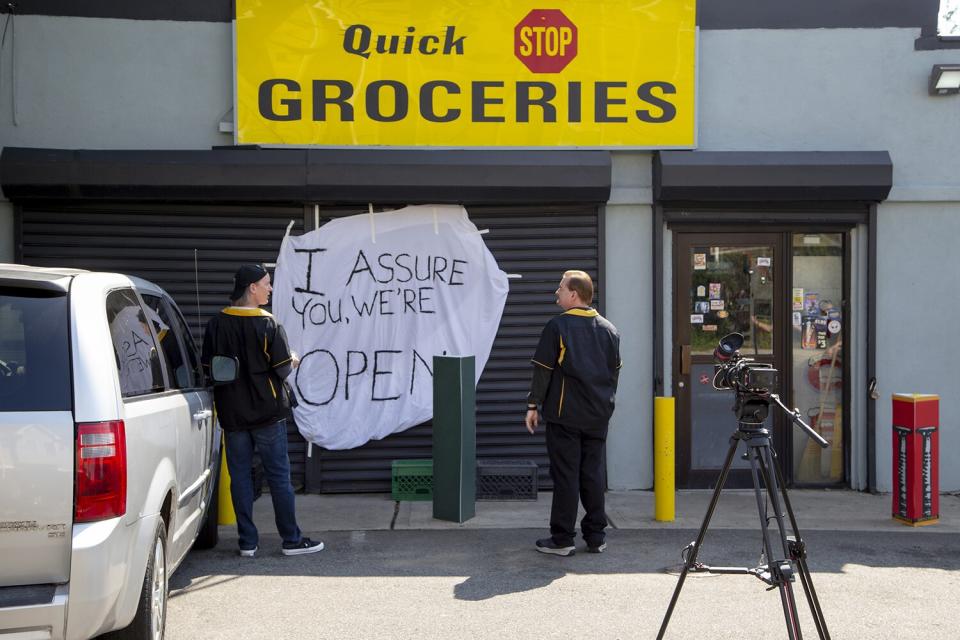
xmin=169 ymin=528 xmax=960 ymax=602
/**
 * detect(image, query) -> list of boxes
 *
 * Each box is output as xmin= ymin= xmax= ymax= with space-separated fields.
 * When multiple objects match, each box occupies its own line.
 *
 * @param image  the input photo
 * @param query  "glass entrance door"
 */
xmin=674 ymin=233 xmax=784 ymax=488
xmin=673 ymin=230 xmax=848 ymax=489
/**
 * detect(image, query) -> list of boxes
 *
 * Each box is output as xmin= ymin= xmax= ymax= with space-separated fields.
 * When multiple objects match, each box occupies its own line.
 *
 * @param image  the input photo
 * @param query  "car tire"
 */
xmin=109 ymin=518 xmax=167 ymax=640
xmin=193 ymin=466 xmax=220 ymax=550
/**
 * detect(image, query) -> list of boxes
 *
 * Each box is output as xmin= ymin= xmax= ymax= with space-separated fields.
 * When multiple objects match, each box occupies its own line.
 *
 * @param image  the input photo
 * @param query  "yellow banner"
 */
xmin=236 ymin=0 xmax=696 ymax=148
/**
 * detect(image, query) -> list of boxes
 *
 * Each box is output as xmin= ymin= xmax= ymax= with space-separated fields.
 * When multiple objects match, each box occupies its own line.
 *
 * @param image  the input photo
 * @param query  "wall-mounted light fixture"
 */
xmin=929 ymin=64 xmax=960 ymax=95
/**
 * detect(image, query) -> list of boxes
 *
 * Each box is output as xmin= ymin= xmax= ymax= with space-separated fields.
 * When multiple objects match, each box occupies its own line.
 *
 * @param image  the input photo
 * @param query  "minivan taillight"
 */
xmin=75 ymin=420 xmax=127 ymax=523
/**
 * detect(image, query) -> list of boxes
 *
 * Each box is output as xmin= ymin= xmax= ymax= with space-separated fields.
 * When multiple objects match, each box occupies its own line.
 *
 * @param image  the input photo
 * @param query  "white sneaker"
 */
xmin=238 ymin=546 xmax=258 ymax=558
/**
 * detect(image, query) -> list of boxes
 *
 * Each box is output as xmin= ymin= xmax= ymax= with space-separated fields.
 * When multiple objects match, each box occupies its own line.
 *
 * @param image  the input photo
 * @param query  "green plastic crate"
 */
xmin=391 ymin=459 xmax=433 ymax=501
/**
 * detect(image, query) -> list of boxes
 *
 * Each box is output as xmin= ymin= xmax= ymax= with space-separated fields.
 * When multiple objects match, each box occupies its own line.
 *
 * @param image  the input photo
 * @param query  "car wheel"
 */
xmin=193 ymin=467 xmax=220 ymax=550
xmin=110 ymin=519 xmax=168 ymax=640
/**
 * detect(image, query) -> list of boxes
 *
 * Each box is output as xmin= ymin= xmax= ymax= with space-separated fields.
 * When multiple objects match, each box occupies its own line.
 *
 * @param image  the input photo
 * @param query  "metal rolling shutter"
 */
xmin=308 ymin=204 xmax=602 ymax=493
xmin=19 ymin=202 xmax=601 ymax=493
xmin=18 ymin=202 xmax=310 ymax=488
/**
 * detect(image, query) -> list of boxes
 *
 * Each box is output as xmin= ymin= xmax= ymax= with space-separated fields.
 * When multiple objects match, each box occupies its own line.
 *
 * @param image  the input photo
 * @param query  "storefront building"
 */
xmin=0 ymin=1 xmax=957 ymax=494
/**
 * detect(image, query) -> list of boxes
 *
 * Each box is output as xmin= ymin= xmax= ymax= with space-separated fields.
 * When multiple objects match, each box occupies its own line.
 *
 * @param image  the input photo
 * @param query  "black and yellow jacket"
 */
xmin=201 ymin=307 xmax=294 ymax=432
xmin=528 ymin=307 xmax=622 ymax=429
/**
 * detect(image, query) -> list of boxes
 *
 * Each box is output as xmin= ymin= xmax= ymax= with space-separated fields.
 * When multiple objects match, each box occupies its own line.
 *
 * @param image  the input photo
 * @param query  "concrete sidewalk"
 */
xmin=254 ymin=489 xmax=960 ymax=534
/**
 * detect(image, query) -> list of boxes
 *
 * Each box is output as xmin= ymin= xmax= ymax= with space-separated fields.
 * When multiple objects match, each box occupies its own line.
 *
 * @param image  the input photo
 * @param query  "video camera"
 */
xmin=712 ymin=332 xmax=779 ymax=395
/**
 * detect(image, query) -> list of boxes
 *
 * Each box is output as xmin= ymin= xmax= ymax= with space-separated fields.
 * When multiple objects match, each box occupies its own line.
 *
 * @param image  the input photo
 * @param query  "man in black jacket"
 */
xmin=525 ymin=270 xmax=621 ymax=556
xmin=202 ymin=264 xmax=323 ymax=558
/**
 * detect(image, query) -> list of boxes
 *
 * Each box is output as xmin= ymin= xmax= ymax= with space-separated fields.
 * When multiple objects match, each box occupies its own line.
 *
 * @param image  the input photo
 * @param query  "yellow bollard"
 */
xmin=217 ymin=436 xmax=237 ymax=525
xmin=654 ymin=397 xmax=676 ymax=521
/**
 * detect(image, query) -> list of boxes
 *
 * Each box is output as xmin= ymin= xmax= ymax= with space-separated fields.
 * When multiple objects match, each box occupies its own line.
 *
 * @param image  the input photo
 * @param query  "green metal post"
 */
xmin=432 ymin=355 xmax=476 ymax=523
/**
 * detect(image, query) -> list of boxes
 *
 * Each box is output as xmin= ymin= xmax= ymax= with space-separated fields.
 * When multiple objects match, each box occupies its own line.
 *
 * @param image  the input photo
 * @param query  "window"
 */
xmin=107 ymin=289 xmax=164 ymax=397
xmin=941 ymin=0 xmax=959 ymax=37
xmin=917 ymin=1 xmax=960 ymax=49
xmin=167 ymin=300 xmax=205 ymax=386
xmin=0 ymin=288 xmax=71 ymax=411
xmin=790 ymin=233 xmax=844 ymax=484
xmin=142 ymin=293 xmax=203 ymax=389
xmin=688 ymin=244 xmax=774 ymax=355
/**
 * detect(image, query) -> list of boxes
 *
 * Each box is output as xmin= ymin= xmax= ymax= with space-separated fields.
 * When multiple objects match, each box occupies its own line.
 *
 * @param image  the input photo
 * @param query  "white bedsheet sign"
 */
xmin=273 ymin=205 xmax=509 ymax=449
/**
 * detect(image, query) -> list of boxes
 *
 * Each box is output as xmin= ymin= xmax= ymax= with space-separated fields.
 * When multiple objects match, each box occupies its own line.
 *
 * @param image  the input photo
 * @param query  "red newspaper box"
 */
xmin=892 ymin=394 xmax=939 ymax=526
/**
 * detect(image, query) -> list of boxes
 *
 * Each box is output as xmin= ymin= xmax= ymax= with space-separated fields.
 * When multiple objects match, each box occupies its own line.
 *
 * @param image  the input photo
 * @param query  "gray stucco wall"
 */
xmin=0 ymin=16 xmax=232 ymax=152
xmin=605 ymin=153 xmax=654 ymax=490
xmin=697 ymin=28 xmax=960 ymax=197
xmin=875 ymin=203 xmax=960 ymax=491
xmin=1 ymin=16 xmax=957 ymax=491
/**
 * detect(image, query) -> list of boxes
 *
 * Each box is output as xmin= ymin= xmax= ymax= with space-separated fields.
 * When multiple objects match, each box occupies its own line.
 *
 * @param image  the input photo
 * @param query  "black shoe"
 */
xmin=536 ymin=537 xmax=575 ymax=556
xmin=586 ymin=542 xmax=607 ymax=554
xmin=281 ymin=537 xmax=325 ymax=556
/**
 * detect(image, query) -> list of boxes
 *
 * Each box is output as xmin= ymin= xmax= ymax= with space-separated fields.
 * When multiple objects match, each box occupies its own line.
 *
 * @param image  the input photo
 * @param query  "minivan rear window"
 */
xmin=0 ymin=288 xmax=72 ymax=411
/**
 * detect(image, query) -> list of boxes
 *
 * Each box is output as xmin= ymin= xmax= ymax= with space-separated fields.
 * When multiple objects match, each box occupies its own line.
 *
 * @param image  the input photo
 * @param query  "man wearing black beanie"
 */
xmin=202 ymin=264 xmax=323 ymax=558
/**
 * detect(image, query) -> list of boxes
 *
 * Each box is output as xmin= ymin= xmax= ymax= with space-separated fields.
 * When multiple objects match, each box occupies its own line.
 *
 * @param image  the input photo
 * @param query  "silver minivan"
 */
xmin=0 ymin=265 xmax=219 ymax=640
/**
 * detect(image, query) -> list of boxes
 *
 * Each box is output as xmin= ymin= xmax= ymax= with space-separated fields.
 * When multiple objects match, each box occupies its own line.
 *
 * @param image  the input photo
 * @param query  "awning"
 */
xmin=654 ymin=151 xmax=893 ymax=202
xmin=0 ymin=147 xmax=612 ymax=204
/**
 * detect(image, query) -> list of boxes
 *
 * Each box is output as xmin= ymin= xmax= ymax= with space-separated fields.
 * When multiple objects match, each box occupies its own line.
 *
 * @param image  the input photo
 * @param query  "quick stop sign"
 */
xmin=514 ymin=9 xmax=578 ymax=73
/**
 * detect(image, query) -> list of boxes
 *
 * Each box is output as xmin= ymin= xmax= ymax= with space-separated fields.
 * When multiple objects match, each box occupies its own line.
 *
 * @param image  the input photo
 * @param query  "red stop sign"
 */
xmin=514 ymin=9 xmax=578 ymax=73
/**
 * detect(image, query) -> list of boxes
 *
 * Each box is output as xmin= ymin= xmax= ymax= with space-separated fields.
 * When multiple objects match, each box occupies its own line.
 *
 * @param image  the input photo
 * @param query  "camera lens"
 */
xmin=714 ymin=344 xmax=735 ymax=362
xmin=714 ymin=333 xmax=745 ymax=362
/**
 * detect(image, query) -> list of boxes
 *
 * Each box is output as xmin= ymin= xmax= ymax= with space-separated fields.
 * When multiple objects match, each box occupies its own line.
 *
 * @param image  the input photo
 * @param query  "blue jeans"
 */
xmin=224 ymin=420 xmax=301 ymax=550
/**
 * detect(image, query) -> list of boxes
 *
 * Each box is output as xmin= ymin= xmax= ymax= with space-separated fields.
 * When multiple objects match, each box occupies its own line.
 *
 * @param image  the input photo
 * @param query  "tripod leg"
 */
xmin=769 ymin=448 xmax=804 ymax=536
xmin=749 ymin=443 xmax=802 ymax=640
xmin=794 ymin=554 xmax=830 ymax=640
xmin=756 ymin=447 xmax=794 ymax=564
xmin=656 ymin=434 xmax=742 ymax=640
xmin=770 ymin=451 xmax=832 ymax=640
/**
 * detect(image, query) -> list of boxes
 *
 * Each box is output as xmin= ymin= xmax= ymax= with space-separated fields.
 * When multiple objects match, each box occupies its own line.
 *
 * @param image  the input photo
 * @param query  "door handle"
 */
xmin=681 ymin=345 xmax=691 ymax=376
xmin=193 ymin=409 xmax=212 ymax=422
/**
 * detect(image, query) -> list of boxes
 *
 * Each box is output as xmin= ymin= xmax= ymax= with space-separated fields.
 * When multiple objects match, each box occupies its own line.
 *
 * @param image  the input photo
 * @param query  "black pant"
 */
xmin=546 ymin=421 xmax=608 ymax=546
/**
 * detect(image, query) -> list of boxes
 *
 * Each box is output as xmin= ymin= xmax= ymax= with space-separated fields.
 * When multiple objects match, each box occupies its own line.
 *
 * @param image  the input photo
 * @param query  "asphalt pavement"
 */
xmin=166 ymin=491 xmax=960 ymax=639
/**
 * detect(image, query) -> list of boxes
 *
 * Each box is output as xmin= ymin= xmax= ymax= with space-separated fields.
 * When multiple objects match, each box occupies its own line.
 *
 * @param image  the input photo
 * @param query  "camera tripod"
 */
xmin=656 ymin=393 xmax=831 ymax=640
